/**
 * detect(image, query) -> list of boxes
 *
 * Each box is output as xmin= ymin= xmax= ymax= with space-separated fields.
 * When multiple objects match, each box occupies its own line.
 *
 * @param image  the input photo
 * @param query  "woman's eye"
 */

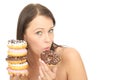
xmin=36 ymin=31 xmax=42 ymax=35
xmin=49 ymin=29 xmax=54 ymax=33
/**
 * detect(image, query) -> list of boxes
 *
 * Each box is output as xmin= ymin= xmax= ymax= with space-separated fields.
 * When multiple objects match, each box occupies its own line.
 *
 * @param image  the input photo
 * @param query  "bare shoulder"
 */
xmin=60 ymin=47 xmax=82 ymax=64
xmin=59 ymin=47 xmax=88 ymax=80
xmin=57 ymin=47 xmax=83 ymax=68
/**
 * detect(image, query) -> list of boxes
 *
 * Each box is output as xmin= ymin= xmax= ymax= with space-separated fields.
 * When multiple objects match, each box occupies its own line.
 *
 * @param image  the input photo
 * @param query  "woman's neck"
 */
xmin=27 ymin=50 xmax=40 ymax=80
xmin=27 ymin=49 xmax=40 ymax=66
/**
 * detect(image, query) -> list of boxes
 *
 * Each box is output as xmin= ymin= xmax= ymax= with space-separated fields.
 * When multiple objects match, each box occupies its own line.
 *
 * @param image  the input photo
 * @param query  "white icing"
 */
xmin=10 ymin=62 xmax=28 ymax=67
xmin=8 ymin=40 xmax=27 ymax=47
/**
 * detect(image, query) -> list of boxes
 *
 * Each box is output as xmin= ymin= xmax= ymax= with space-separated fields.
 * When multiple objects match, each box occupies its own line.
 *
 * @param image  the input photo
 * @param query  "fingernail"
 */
xmin=42 ymin=60 xmax=44 ymax=63
xmin=39 ymin=59 xmax=41 ymax=62
xmin=16 ymin=73 xmax=19 ymax=76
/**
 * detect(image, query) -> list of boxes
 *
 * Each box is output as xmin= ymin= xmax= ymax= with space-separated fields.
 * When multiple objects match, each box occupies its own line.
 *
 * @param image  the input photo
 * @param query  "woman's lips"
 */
xmin=44 ymin=47 xmax=50 ymax=51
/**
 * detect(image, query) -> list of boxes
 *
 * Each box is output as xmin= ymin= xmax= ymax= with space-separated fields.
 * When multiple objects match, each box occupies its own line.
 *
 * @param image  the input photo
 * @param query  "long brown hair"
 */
xmin=16 ymin=3 xmax=59 ymax=51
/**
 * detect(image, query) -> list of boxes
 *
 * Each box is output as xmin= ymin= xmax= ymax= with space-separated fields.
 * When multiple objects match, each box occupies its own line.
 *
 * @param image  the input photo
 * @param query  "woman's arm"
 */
xmin=63 ymin=47 xmax=88 ymax=80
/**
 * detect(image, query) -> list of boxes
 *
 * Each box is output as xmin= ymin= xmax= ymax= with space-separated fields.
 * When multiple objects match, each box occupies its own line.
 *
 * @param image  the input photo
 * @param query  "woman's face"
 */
xmin=24 ymin=15 xmax=54 ymax=56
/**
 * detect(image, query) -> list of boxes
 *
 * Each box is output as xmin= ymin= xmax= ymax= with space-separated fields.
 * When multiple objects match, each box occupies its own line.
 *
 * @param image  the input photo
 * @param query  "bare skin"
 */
xmin=27 ymin=47 xmax=87 ymax=80
xmin=10 ymin=15 xmax=87 ymax=80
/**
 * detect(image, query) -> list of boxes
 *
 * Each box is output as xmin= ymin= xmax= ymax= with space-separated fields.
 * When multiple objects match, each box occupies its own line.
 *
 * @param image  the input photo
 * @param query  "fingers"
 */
xmin=39 ymin=67 xmax=44 ymax=78
xmin=40 ymin=60 xmax=51 ymax=79
xmin=39 ymin=59 xmax=57 ymax=80
xmin=9 ymin=73 xmax=27 ymax=77
xmin=52 ymin=67 xmax=57 ymax=73
xmin=10 ymin=74 xmax=21 ymax=80
xmin=7 ymin=67 xmax=28 ymax=78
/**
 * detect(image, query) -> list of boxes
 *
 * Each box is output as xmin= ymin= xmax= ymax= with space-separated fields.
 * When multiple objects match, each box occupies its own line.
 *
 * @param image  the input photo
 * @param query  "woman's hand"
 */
xmin=39 ymin=59 xmax=57 ymax=80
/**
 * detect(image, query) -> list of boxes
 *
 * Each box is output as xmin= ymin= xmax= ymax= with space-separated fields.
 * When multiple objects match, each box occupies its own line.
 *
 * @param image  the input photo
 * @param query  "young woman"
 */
xmin=11 ymin=3 xmax=87 ymax=80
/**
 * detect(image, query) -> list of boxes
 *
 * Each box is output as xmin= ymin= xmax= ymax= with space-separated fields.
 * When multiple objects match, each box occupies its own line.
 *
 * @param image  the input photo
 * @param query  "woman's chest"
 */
xmin=56 ymin=65 xmax=67 ymax=80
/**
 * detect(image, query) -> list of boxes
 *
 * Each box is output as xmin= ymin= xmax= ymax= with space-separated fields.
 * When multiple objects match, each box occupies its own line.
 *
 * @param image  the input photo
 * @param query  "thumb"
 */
xmin=52 ymin=66 xmax=58 ymax=73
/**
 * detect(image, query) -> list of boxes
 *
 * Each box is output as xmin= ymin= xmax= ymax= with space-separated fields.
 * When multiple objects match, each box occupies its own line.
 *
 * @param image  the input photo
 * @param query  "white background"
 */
xmin=0 ymin=0 xmax=120 ymax=80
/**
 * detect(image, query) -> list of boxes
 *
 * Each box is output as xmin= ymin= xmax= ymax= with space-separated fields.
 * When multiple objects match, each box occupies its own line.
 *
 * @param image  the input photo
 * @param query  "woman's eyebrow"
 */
xmin=33 ymin=28 xmax=44 ymax=31
xmin=50 ymin=26 xmax=54 ymax=29
xmin=33 ymin=26 xmax=54 ymax=31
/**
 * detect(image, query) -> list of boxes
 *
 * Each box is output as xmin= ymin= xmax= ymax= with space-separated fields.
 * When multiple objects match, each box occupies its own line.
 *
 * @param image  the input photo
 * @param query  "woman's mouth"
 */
xmin=44 ymin=47 xmax=50 ymax=51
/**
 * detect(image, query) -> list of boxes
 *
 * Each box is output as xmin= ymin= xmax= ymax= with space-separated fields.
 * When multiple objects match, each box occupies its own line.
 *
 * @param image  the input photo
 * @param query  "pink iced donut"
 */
xmin=7 ymin=67 xmax=28 ymax=76
xmin=8 ymin=48 xmax=27 ymax=57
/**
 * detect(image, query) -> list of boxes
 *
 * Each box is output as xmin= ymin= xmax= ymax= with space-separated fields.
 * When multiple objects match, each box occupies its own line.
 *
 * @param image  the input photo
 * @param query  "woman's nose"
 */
xmin=44 ymin=34 xmax=51 ymax=43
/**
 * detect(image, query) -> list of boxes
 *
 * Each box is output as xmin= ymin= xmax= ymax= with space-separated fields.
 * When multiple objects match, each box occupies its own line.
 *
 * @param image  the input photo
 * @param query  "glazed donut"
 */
xmin=7 ymin=39 xmax=27 ymax=49
xmin=41 ymin=50 xmax=61 ymax=65
xmin=8 ymin=62 xmax=28 ymax=70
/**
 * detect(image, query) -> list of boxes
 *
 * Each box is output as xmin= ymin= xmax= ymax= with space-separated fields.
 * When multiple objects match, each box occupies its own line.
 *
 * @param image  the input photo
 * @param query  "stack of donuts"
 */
xmin=6 ymin=39 xmax=28 ymax=76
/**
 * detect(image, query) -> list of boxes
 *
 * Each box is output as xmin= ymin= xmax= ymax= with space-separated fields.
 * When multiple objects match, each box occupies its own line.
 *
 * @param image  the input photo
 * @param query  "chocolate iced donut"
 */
xmin=41 ymin=50 xmax=61 ymax=65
